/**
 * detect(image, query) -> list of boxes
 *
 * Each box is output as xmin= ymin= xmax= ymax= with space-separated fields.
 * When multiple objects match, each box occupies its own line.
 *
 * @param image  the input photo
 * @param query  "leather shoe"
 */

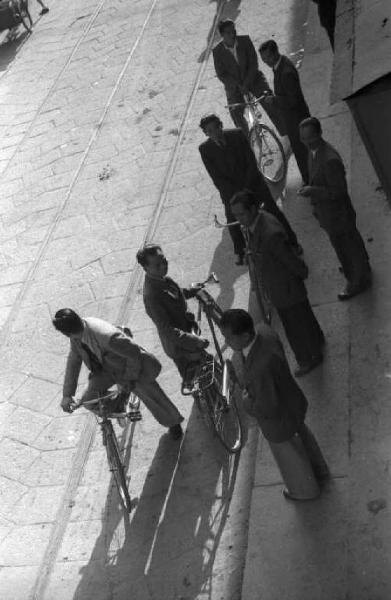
xmin=294 ymin=355 xmax=323 ymax=378
xmin=235 ymin=254 xmax=245 ymax=266
xmin=169 ymin=424 xmax=183 ymax=440
xmin=338 ymin=279 xmax=371 ymax=301
xmin=283 ymin=489 xmax=319 ymax=501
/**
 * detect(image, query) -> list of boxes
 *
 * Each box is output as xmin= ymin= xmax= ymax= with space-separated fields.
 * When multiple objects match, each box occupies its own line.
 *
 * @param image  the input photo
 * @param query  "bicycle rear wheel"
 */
xmin=250 ymin=123 xmax=286 ymax=183
xmin=104 ymin=422 xmax=132 ymax=512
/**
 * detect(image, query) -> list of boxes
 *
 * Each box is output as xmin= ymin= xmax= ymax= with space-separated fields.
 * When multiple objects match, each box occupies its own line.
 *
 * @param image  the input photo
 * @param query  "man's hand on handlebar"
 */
xmin=61 ymin=396 xmax=80 ymax=413
xmin=197 ymin=337 xmax=209 ymax=350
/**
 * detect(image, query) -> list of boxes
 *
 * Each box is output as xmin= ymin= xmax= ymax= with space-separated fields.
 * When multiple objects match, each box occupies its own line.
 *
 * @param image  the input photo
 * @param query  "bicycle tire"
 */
xmin=104 ymin=422 xmax=132 ymax=512
xmin=13 ymin=0 xmax=32 ymax=32
xmin=250 ymin=123 xmax=286 ymax=183
xmin=207 ymin=366 xmax=242 ymax=454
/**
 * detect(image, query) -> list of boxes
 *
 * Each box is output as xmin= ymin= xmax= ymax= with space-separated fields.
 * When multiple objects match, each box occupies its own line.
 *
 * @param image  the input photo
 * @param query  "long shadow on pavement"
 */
xmin=73 ymin=404 xmax=242 ymax=599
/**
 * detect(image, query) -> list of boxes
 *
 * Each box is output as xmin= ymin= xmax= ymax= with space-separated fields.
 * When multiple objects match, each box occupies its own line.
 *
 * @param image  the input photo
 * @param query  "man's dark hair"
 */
xmin=230 ymin=189 xmax=258 ymax=210
xmin=220 ymin=309 xmax=255 ymax=336
xmin=259 ymin=39 xmax=278 ymax=54
xmin=136 ymin=243 xmax=162 ymax=268
xmin=218 ymin=19 xmax=235 ymax=35
xmin=199 ymin=114 xmax=223 ymax=132
xmin=299 ymin=116 xmax=322 ymax=135
xmin=52 ymin=308 xmax=83 ymax=335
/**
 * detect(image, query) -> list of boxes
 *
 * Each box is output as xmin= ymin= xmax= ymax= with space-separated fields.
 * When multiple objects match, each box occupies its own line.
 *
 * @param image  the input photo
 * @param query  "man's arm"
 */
xmin=273 ymin=69 xmax=304 ymax=110
xmin=304 ymin=159 xmax=348 ymax=203
xmin=145 ymin=297 xmax=207 ymax=352
xmin=269 ymin=232 xmax=308 ymax=279
xmin=199 ymin=145 xmax=237 ymax=202
xmin=242 ymin=36 xmax=260 ymax=89
xmin=63 ymin=340 xmax=83 ymax=398
xmin=213 ymin=46 xmax=239 ymax=90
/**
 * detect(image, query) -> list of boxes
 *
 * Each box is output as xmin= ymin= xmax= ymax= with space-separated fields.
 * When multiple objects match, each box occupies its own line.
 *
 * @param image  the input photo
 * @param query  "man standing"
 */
xmin=212 ymin=20 xmax=283 ymax=136
xmin=199 ymin=114 xmax=301 ymax=265
xmin=230 ymin=190 xmax=325 ymax=377
xmin=137 ymin=244 xmax=209 ymax=377
xmin=259 ymin=39 xmax=310 ymax=184
xmin=220 ymin=309 xmax=329 ymax=500
xmin=299 ymin=117 xmax=371 ymax=300
xmin=53 ymin=308 xmax=184 ymax=439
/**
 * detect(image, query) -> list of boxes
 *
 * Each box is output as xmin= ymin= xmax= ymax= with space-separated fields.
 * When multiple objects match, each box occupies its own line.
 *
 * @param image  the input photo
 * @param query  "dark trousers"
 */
xmin=317 ymin=0 xmax=336 ymax=50
xmin=285 ymin=119 xmax=309 ymax=184
xmin=328 ymin=225 xmax=370 ymax=287
xmin=224 ymin=202 xmax=246 ymax=256
xmin=277 ymin=299 xmax=324 ymax=365
xmin=298 ymin=423 xmax=329 ymax=478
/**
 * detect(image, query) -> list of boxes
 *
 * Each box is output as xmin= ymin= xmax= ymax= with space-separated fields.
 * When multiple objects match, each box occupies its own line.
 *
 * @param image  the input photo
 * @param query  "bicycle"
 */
xmin=0 ymin=0 xmax=33 ymax=35
xmin=72 ymin=389 xmax=142 ymax=513
xmin=214 ymin=216 xmax=272 ymax=324
xmin=226 ymin=92 xmax=286 ymax=183
xmin=181 ymin=273 xmax=242 ymax=454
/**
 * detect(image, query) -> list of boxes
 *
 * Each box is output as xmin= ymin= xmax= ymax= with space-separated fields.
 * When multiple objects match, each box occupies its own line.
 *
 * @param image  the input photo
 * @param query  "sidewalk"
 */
xmin=241 ymin=3 xmax=391 ymax=599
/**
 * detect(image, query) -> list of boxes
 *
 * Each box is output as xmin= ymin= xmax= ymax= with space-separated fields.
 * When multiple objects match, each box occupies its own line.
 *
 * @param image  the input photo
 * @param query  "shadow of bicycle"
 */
xmin=72 ymin=401 xmax=242 ymax=599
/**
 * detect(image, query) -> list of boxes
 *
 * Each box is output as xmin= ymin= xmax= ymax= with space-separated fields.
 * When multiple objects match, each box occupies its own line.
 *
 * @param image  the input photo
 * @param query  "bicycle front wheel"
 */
xmin=250 ymin=123 xmax=286 ymax=183
xmin=104 ymin=422 xmax=132 ymax=512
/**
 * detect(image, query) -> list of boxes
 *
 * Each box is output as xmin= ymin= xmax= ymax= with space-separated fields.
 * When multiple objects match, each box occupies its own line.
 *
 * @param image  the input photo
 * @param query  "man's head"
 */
xmin=220 ymin=309 xmax=255 ymax=351
xmin=259 ymin=39 xmax=279 ymax=67
xmin=136 ymin=244 xmax=168 ymax=278
xmin=52 ymin=308 xmax=84 ymax=338
xmin=199 ymin=114 xmax=224 ymax=144
xmin=299 ymin=116 xmax=323 ymax=151
xmin=230 ymin=190 xmax=259 ymax=227
xmin=218 ymin=19 xmax=236 ymax=47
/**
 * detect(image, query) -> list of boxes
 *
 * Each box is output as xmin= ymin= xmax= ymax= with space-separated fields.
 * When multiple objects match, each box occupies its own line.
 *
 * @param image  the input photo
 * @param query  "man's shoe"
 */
xmin=169 ymin=424 xmax=183 ymax=440
xmin=235 ymin=254 xmax=245 ymax=266
xmin=294 ymin=355 xmax=323 ymax=378
xmin=40 ymin=7 xmax=49 ymax=14
xmin=283 ymin=489 xmax=319 ymax=501
xmin=338 ymin=279 xmax=372 ymax=301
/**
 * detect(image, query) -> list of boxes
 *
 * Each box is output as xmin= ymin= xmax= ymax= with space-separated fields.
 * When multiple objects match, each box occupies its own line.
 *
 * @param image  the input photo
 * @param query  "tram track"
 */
xmin=26 ymin=1 xmax=228 ymax=597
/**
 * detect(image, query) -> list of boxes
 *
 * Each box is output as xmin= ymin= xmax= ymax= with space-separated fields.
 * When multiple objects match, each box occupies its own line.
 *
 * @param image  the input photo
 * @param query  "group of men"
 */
xmin=54 ymin=19 xmax=371 ymax=501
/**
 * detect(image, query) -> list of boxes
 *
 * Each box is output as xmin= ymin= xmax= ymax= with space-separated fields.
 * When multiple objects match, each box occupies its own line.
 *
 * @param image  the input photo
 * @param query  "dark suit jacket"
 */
xmin=213 ymin=35 xmax=269 ymax=100
xmin=199 ymin=128 xmax=274 ymax=205
xmin=308 ymin=139 xmax=356 ymax=233
xmin=247 ymin=210 xmax=308 ymax=309
xmin=143 ymin=275 xmax=201 ymax=361
xmin=272 ymin=55 xmax=310 ymax=130
xmin=242 ymin=324 xmax=308 ymax=442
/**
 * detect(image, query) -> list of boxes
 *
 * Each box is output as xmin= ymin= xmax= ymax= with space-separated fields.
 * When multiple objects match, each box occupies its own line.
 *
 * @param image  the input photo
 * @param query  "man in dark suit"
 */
xmin=220 ymin=309 xmax=329 ymax=500
xmin=230 ymin=190 xmax=324 ymax=376
xmin=259 ymin=39 xmax=310 ymax=184
xmin=298 ymin=117 xmax=371 ymax=300
xmin=199 ymin=114 xmax=301 ymax=265
xmin=212 ymin=20 xmax=283 ymax=135
xmin=137 ymin=244 xmax=208 ymax=377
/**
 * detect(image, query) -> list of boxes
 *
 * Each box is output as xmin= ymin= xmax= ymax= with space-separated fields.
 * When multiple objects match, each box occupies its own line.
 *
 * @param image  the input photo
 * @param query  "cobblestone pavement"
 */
xmin=0 ymin=0 xmax=302 ymax=598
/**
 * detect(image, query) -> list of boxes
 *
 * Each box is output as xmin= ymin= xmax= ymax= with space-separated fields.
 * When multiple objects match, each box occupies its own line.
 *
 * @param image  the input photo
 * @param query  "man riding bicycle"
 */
xmin=137 ymin=244 xmax=209 ymax=381
xmin=52 ymin=308 xmax=184 ymax=439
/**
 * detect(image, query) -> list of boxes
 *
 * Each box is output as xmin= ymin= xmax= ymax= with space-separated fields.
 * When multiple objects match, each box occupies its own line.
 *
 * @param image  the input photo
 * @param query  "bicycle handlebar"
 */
xmin=226 ymin=93 xmax=268 ymax=109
